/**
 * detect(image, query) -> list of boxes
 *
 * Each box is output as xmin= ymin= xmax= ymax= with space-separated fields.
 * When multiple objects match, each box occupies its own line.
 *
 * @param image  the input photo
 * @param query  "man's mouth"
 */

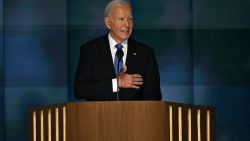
xmin=121 ymin=29 xmax=130 ymax=33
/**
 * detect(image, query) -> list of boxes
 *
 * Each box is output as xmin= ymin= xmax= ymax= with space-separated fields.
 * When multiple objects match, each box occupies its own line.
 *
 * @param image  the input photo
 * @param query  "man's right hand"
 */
xmin=118 ymin=68 xmax=143 ymax=89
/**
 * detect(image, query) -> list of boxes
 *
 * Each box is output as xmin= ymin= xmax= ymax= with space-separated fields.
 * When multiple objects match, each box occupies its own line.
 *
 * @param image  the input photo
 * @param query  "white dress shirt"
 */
xmin=108 ymin=33 xmax=128 ymax=92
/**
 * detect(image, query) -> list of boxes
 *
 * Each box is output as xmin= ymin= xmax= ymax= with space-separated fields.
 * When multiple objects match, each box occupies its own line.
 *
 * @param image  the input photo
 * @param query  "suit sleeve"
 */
xmin=73 ymin=45 xmax=114 ymax=100
xmin=141 ymin=49 xmax=162 ymax=100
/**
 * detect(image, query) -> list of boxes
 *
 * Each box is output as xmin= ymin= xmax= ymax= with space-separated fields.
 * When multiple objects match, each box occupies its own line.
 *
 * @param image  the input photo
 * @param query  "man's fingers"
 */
xmin=131 ymin=85 xmax=140 ymax=89
xmin=132 ymin=74 xmax=142 ymax=78
xmin=133 ymin=81 xmax=143 ymax=86
xmin=131 ymin=74 xmax=143 ymax=83
xmin=119 ymin=73 xmax=143 ymax=89
xmin=133 ymin=77 xmax=143 ymax=82
xmin=131 ymin=74 xmax=143 ymax=86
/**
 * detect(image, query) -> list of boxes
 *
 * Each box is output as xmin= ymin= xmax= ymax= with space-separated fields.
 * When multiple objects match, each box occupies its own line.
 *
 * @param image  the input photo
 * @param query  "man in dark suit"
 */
xmin=74 ymin=0 xmax=162 ymax=101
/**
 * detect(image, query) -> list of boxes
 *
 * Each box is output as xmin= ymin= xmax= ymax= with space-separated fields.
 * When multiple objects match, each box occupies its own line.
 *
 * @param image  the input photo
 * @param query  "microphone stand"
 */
xmin=115 ymin=48 xmax=124 ymax=101
xmin=116 ymin=61 xmax=120 ymax=101
xmin=116 ymin=60 xmax=120 ymax=101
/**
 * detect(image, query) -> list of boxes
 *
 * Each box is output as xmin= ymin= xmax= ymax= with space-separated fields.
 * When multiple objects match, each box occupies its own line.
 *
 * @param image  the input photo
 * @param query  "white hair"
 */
xmin=104 ymin=0 xmax=131 ymax=17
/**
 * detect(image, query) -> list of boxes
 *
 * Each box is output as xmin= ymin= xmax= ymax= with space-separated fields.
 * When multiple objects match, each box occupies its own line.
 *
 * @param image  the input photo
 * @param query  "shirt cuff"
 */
xmin=112 ymin=78 xmax=118 ymax=92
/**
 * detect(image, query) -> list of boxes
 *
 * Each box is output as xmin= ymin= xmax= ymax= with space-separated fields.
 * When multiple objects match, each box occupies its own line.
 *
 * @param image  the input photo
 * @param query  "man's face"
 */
xmin=105 ymin=4 xmax=133 ymax=43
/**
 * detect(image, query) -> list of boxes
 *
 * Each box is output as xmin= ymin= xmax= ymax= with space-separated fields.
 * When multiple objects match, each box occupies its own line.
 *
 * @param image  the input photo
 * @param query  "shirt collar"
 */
xmin=108 ymin=33 xmax=128 ymax=49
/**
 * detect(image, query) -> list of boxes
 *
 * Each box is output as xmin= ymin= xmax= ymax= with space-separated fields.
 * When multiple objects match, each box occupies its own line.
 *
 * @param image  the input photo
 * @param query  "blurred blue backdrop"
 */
xmin=1 ymin=0 xmax=250 ymax=141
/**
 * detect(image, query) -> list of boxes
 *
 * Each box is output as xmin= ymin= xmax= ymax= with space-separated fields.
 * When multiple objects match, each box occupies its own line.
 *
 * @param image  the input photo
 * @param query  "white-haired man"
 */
xmin=74 ymin=0 xmax=162 ymax=101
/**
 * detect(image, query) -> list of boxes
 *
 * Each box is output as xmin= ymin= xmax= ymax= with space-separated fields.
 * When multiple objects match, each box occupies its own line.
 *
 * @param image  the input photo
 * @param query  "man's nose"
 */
xmin=124 ymin=19 xmax=130 ymax=27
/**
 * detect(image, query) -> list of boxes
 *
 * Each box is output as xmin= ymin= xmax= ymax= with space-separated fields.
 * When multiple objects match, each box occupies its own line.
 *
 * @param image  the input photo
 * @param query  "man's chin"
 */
xmin=121 ymin=35 xmax=130 ymax=40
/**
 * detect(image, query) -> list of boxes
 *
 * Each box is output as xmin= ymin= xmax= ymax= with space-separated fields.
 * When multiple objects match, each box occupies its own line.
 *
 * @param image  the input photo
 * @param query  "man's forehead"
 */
xmin=111 ymin=4 xmax=131 ymax=12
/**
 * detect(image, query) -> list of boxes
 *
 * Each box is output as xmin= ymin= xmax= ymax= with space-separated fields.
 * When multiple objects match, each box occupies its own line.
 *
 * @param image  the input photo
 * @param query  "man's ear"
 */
xmin=104 ymin=17 xmax=111 ymax=29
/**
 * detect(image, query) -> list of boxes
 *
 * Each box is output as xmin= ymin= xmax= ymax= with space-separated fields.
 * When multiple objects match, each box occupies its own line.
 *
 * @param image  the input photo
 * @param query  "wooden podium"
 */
xmin=29 ymin=101 xmax=215 ymax=141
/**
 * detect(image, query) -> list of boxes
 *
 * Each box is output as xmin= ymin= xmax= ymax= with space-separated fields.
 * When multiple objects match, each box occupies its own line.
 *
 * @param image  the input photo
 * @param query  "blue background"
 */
xmin=1 ymin=0 xmax=250 ymax=140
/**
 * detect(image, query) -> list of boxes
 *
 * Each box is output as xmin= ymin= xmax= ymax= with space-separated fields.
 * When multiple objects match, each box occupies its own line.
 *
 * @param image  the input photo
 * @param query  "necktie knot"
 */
xmin=115 ymin=44 xmax=123 ymax=50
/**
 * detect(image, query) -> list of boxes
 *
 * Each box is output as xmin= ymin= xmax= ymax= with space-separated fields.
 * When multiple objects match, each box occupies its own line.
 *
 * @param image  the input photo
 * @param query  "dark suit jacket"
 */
xmin=73 ymin=34 xmax=162 ymax=101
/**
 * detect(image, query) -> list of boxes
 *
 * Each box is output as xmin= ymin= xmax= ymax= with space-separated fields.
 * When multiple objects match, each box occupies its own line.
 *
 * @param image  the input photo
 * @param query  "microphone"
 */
xmin=116 ymin=49 xmax=124 ymax=64
xmin=115 ymin=49 xmax=124 ymax=101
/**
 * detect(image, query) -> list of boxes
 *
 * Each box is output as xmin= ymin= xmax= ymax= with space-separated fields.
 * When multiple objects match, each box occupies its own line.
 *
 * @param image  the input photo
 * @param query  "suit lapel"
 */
xmin=99 ymin=35 xmax=116 ymax=76
xmin=126 ymin=39 xmax=138 ymax=73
